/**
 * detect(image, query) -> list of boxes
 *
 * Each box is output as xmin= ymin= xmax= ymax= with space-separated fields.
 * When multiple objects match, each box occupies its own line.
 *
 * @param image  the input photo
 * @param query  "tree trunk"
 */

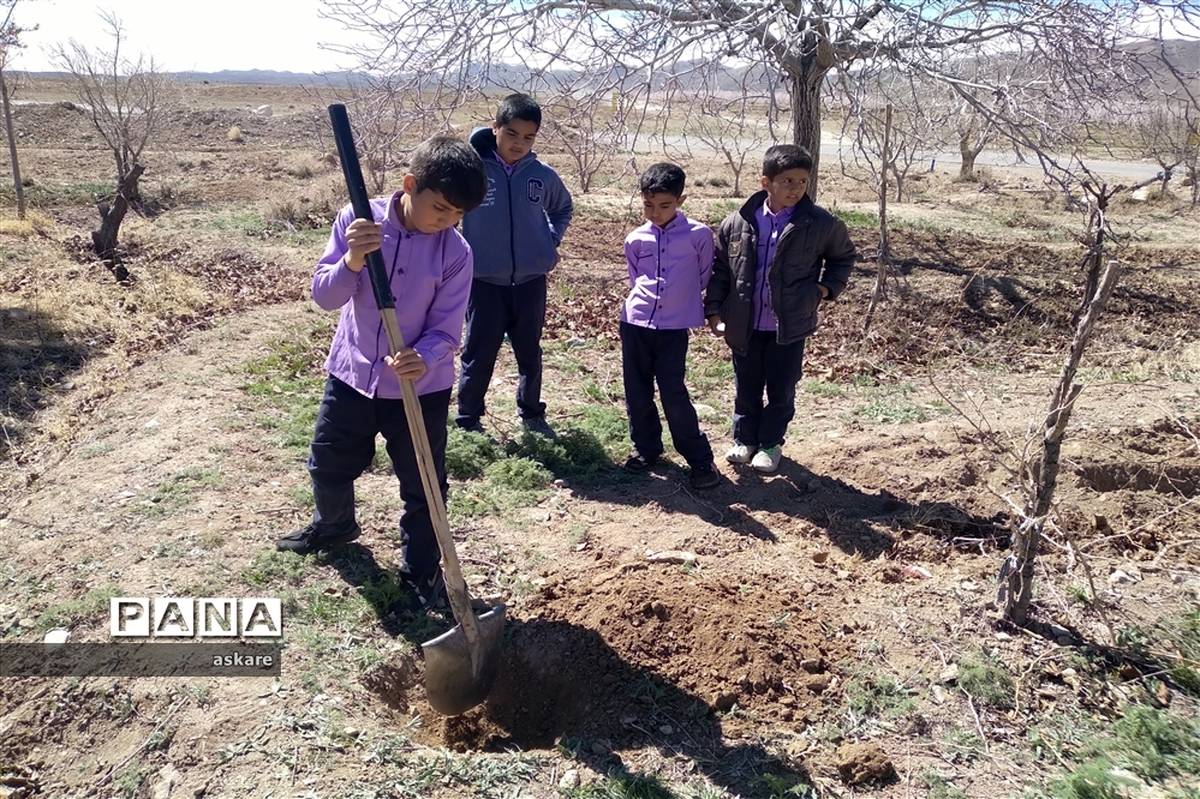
xmin=1004 ymin=193 xmax=1121 ymax=625
xmin=1 ymin=70 xmax=26 ymax=221
xmin=92 ymin=163 xmax=144 ymax=263
xmin=863 ymin=105 xmax=893 ymax=334
xmin=958 ymin=133 xmax=978 ymax=180
xmin=790 ymin=68 xmax=825 ymax=200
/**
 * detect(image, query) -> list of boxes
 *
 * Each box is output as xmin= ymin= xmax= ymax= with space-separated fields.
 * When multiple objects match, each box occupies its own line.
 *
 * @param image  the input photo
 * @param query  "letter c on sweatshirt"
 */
xmin=527 ymin=178 xmax=544 ymax=204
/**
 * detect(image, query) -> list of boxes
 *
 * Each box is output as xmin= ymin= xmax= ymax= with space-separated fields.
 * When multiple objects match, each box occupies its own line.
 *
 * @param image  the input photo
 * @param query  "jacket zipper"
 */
xmin=506 ymin=164 xmax=517 ymax=286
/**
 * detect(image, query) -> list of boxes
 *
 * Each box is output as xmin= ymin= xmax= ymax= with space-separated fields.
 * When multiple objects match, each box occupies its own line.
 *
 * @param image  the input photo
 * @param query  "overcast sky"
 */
xmin=12 ymin=0 xmax=356 ymax=73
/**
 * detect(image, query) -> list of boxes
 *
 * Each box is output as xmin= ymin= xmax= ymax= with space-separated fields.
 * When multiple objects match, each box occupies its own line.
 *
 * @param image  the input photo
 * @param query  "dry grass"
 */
xmin=0 ymin=211 xmax=55 ymax=238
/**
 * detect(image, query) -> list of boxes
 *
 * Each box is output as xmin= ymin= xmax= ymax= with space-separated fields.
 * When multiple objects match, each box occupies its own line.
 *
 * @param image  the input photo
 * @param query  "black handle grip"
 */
xmin=328 ymin=103 xmax=394 ymax=311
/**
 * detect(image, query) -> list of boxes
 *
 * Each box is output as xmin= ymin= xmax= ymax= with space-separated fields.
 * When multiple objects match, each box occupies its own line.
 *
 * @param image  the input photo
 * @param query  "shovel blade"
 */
xmin=421 ymin=604 xmax=507 ymax=716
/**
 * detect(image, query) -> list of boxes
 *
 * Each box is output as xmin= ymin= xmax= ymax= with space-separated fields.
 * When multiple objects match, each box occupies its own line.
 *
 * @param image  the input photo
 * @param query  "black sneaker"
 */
xmin=688 ymin=464 xmax=722 ymax=490
xmin=623 ymin=452 xmax=659 ymax=473
xmin=403 ymin=569 xmax=450 ymax=611
xmin=457 ymin=418 xmax=486 ymax=435
xmin=521 ymin=416 xmax=557 ymax=439
xmin=275 ymin=523 xmax=361 ymax=554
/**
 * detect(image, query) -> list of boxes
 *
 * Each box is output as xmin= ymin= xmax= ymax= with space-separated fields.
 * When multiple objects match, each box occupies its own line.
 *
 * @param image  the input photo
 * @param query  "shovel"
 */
xmin=329 ymin=104 xmax=506 ymax=716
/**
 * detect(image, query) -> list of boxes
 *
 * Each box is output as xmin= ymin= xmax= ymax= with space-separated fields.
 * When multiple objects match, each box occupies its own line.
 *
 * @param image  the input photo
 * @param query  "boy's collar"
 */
xmin=650 ymin=210 xmax=685 ymax=232
xmin=387 ymin=191 xmax=430 ymax=235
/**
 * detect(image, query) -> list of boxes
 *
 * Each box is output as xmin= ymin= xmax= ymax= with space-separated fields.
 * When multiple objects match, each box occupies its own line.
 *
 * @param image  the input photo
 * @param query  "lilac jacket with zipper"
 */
xmin=621 ymin=211 xmax=714 ymax=330
xmin=312 ymin=193 xmax=473 ymax=398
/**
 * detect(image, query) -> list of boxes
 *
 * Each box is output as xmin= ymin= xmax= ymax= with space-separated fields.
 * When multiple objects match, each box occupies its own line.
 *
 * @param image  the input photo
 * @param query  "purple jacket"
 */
xmin=621 ymin=212 xmax=714 ymax=330
xmin=312 ymin=192 xmax=473 ymax=398
xmin=751 ymin=202 xmax=794 ymax=332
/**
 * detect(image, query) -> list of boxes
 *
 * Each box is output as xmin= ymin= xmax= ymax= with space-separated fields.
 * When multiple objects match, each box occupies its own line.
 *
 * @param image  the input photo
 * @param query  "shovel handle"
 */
xmin=327 ymin=104 xmax=484 ymax=671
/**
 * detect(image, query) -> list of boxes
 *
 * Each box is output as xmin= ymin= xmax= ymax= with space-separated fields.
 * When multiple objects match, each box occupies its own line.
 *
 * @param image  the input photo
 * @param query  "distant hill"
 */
xmin=18 ymin=38 xmax=1196 ymax=95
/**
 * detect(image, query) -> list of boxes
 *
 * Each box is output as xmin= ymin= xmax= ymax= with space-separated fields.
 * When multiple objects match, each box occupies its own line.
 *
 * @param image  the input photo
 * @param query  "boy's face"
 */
xmin=493 ymin=118 xmax=538 ymax=165
xmin=761 ymin=167 xmax=810 ymax=210
xmin=642 ymin=191 xmax=684 ymax=228
xmin=401 ymin=174 xmax=465 ymax=233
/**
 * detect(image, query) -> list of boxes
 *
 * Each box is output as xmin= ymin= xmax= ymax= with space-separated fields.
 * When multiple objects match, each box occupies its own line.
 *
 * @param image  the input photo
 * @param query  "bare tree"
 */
xmin=321 ymin=0 xmax=1198 ymax=201
xmin=308 ymin=72 xmax=471 ymax=194
xmin=679 ymin=64 xmax=777 ymax=196
xmin=1133 ymin=103 xmax=1193 ymax=195
xmin=535 ymin=68 xmax=644 ymax=194
xmin=52 ymin=12 xmax=171 ymax=271
xmin=0 ymin=0 xmax=30 ymax=220
xmin=954 ymin=101 xmax=994 ymax=182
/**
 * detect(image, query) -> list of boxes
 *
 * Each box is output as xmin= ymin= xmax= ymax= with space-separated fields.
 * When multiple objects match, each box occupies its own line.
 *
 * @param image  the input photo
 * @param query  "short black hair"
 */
xmin=409 ymin=135 xmax=487 ymax=212
xmin=639 ymin=162 xmax=686 ymax=197
xmin=762 ymin=144 xmax=813 ymax=179
xmin=495 ymin=93 xmax=542 ymax=129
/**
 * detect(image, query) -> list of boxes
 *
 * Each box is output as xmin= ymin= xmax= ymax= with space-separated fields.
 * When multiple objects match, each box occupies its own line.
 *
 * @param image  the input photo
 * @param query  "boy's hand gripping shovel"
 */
xmin=328 ymin=104 xmax=506 ymax=716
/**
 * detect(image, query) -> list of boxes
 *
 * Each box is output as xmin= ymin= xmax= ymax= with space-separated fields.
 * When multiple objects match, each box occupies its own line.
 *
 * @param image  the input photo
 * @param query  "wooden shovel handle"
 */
xmin=379 ymin=310 xmax=484 ymax=669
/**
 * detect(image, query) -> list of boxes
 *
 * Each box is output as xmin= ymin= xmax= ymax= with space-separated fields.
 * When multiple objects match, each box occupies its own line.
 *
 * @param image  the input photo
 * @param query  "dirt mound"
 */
xmin=386 ymin=564 xmax=847 ymax=752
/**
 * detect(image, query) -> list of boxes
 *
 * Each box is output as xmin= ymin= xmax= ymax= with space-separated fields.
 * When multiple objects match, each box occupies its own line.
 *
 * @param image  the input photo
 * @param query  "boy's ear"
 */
xmin=402 ymin=173 xmax=418 ymax=195
xmin=760 ymin=175 xmax=771 ymax=190
xmin=677 ymin=193 xmax=687 ymax=206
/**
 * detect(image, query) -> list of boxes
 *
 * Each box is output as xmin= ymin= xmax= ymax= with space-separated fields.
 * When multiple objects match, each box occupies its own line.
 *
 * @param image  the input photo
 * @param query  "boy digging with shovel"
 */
xmin=276 ymin=136 xmax=488 ymax=611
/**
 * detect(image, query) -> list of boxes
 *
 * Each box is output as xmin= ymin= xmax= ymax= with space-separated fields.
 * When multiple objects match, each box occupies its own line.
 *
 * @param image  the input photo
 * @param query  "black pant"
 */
xmin=456 ymin=276 xmax=547 ymax=427
xmin=731 ymin=331 xmax=806 ymax=449
xmin=620 ymin=322 xmax=713 ymax=469
xmin=307 ymin=376 xmax=449 ymax=578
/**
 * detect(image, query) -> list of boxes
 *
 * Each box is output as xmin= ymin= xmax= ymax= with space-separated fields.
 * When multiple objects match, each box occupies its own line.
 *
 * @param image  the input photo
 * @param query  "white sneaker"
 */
xmin=750 ymin=446 xmax=782 ymax=473
xmin=725 ymin=442 xmax=756 ymax=464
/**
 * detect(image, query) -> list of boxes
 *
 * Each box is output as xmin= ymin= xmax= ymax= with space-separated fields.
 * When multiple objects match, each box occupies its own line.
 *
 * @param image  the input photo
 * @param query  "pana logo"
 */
xmin=110 ymin=597 xmax=283 ymax=639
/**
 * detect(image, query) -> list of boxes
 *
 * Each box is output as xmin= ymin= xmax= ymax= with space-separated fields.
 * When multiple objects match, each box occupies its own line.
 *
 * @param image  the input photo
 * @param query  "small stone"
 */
xmin=658 ymin=724 xmax=673 ymax=735
xmin=620 ymin=714 xmax=637 ymax=725
xmin=18 ymin=617 xmax=35 ymax=628
xmin=43 ymin=629 xmax=70 ymax=644
xmin=835 ymin=569 xmax=850 ymax=580
xmin=811 ymin=550 xmax=830 ymax=565
xmin=559 ymin=769 xmax=581 ymax=790
xmin=646 ymin=550 xmax=697 ymax=566
xmin=806 ymin=478 xmax=821 ymax=492
xmin=939 ymin=664 xmax=959 ymax=684
xmin=553 ymin=478 xmax=569 ymax=489
xmin=714 ymin=692 xmax=738 ymax=712
xmin=1108 ymin=569 xmax=1138 ymax=585
xmin=902 ymin=564 xmax=932 ymax=580
xmin=143 ymin=418 xmax=159 ymax=430
xmin=803 ymin=673 xmax=833 ymax=694
xmin=931 ymin=685 xmax=947 ymax=704
xmin=959 ymin=580 xmax=979 ymax=591
xmin=800 ymin=658 xmax=824 ymax=673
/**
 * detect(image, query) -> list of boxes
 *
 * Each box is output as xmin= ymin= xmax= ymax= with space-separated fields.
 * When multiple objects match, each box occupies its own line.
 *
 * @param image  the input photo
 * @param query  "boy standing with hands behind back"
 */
xmin=456 ymin=93 xmax=573 ymax=437
xmin=620 ymin=163 xmax=720 ymax=490
xmin=705 ymin=145 xmax=856 ymax=474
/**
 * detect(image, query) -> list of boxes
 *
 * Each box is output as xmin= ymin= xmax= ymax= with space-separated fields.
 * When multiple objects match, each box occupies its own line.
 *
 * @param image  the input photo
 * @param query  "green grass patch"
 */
xmin=36 ymin=584 xmax=123 ymax=632
xmin=833 ymin=208 xmax=879 ymax=228
xmin=1044 ymin=705 xmax=1200 ymax=799
xmin=445 ymin=426 xmax=503 ymax=479
xmin=241 ymin=322 xmax=332 ymax=452
xmin=207 ymin=208 xmax=267 ymax=236
xmin=844 ymin=671 xmax=915 ymax=725
xmin=0 ymin=180 xmax=113 ymax=208
xmin=451 ymin=457 xmax=552 ymax=521
xmin=241 ymin=550 xmax=316 ymax=588
xmin=136 ymin=467 xmax=222 ymax=516
xmin=957 ymin=652 xmax=1015 ymax=709
xmin=801 ymin=379 xmax=846 ymax=398
xmin=852 ymin=382 xmax=947 ymax=424
xmin=566 ymin=771 xmax=677 ymax=799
